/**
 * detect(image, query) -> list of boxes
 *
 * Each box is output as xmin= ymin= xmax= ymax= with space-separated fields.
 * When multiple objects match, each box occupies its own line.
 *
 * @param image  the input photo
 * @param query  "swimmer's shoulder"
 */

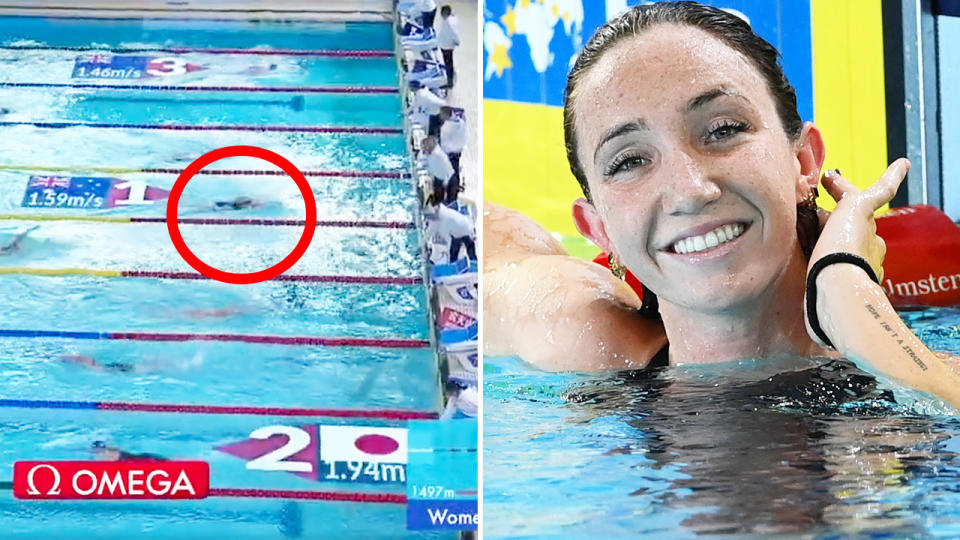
xmin=483 ymin=201 xmax=567 ymax=262
xmin=483 ymin=202 xmax=667 ymax=370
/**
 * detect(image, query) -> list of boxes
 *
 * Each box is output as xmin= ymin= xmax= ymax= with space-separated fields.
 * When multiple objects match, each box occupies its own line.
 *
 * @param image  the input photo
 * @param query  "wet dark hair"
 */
xmin=563 ymin=2 xmax=813 ymax=319
xmin=563 ymin=1 xmax=803 ymax=198
xmin=441 ymin=5 xmax=452 ymax=17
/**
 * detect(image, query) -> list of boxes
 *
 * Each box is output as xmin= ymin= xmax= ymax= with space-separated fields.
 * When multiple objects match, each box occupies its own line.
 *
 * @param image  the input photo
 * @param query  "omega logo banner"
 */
xmin=13 ymin=461 xmax=209 ymax=500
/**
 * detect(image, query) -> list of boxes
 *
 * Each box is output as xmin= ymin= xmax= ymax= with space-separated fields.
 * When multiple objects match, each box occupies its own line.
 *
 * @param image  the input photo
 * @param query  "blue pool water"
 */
xmin=0 ymin=17 xmax=396 ymax=51
xmin=0 ymin=50 xmax=400 ymax=86
xmin=0 ymin=14 xmax=447 ymax=539
xmin=485 ymin=307 xmax=960 ymax=538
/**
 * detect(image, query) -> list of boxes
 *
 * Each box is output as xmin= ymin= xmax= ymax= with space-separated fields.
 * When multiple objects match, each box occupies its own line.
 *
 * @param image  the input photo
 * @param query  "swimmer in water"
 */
xmin=60 ymin=354 xmax=134 ymax=373
xmin=60 ymin=352 xmax=202 ymax=374
xmin=185 ymin=306 xmax=248 ymax=318
xmin=244 ymin=63 xmax=279 ymax=76
xmin=213 ymin=196 xmax=258 ymax=211
xmin=91 ymin=441 xmax=167 ymax=462
xmin=484 ymin=2 xmax=960 ymax=408
xmin=1 ymin=226 xmax=38 ymax=255
xmin=0 ymin=107 xmax=10 ymax=117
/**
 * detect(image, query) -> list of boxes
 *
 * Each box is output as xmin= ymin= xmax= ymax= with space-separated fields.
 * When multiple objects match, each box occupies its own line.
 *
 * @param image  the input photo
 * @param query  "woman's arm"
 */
xmin=483 ymin=202 xmax=667 ymax=370
xmin=810 ymin=161 xmax=960 ymax=409
xmin=815 ymin=265 xmax=960 ymax=408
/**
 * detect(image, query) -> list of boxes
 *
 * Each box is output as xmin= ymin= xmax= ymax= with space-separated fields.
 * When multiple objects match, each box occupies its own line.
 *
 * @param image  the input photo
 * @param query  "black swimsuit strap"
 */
xmin=647 ymin=343 xmax=669 ymax=369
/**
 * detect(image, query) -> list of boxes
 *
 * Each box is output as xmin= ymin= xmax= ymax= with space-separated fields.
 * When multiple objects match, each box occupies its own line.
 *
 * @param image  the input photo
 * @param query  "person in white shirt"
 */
xmin=426 ymin=194 xmax=476 ymax=263
xmin=423 ymin=136 xmax=457 ymax=203
xmin=436 ymin=5 xmax=460 ymax=88
xmin=417 ymin=0 xmax=437 ymax=29
xmin=409 ymin=80 xmax=446 ymax=136
xmin=439 ymin=106 xmax=466 ymax=175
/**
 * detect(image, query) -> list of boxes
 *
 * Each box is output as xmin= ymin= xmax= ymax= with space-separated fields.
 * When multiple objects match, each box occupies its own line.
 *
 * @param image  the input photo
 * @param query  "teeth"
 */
xmin=704 ymin=231 xmax=719 ymax=248
xmin=672 ymin=223 xmax=744 ymax=254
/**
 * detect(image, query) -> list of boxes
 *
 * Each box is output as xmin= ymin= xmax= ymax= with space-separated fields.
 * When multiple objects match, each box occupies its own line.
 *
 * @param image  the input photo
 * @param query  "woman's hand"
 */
xmin=802 ymin=158 xmax=960 ymax=410
xmin=809 ymin=158 xmax=911 ymax=282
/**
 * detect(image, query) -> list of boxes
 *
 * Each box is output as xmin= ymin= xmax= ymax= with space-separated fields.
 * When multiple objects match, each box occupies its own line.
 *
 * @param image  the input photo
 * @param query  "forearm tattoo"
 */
xmin=864 ymin=302 xmax=927 ymax=370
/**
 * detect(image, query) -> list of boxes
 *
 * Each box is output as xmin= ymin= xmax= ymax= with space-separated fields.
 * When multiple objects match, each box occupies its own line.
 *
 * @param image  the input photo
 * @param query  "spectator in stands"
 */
xmin=439 ymin=106 xmax=466 ymax=176
xmin=422 ymin=136 xmax=458 ymax=204
xmin=410 ymin=80 xmax=446 ymax=136
xmin=426 ymin=194 xmax=476 ymax=263
xmin=437 ymin=5 xmax=460 ymax=88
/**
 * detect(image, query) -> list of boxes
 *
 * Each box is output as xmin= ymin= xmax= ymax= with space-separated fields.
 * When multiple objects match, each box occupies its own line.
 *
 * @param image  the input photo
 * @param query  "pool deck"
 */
xmin=446 ymin=0 xmax=479 ymax=210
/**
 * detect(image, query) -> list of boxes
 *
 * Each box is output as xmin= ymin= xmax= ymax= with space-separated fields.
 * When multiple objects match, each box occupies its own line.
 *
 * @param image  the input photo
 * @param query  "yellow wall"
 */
xmin=482 ymin=99 xmax=582 ymax=237
xmin=483 ymin=0 xmax=891 ymax=251
xmin=811 ymin=0 xmax=889 ymax=210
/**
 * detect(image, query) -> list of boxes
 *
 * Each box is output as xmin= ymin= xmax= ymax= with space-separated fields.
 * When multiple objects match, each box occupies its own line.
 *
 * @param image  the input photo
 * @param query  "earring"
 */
xmin=608 ymin=253 xmax=626 ymax=280
xmin=802 ymin=186 xmax=819 ymax=210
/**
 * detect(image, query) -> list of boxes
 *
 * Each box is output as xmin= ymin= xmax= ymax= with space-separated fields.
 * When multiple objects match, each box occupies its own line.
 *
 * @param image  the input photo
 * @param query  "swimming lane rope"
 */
xmin=0 ymin=121 xmax=402 ymax=134
xmin=0 ymin=164 xmax=408 ymax=178
xmin=208 ymin=489 xmax=406 ymax=503
xmin=0 ymin=329 xmax=429 ymax=348
xmin=0 ymin=45 xmax=393 ymax=57
xmin=0 ymin=82 xmax=397 ymax=94
xmin=0 ymin=480 xmax=407 ymax=503
xmin=0 ymin=214 xmax=414 ymax=228
xmin=0 ymin=398 xmax=436 ymax=420
xmin=0 ymin=268 xmax=421 ymax=284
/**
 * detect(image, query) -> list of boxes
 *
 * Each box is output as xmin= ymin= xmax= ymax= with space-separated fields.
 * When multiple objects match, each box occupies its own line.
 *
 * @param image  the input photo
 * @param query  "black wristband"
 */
xmin=805 ymin=252 xmax=881 ymax=349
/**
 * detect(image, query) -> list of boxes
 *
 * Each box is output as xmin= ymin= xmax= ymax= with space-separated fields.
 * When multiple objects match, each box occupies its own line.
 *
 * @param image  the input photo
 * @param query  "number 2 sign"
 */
xmin=216 ymin=424 xmax=319 ymax=481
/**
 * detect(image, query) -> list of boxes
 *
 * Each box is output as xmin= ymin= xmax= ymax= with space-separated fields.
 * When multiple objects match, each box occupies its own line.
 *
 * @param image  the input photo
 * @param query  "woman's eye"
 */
xmin=705 ymin=120 xmax=748 ymax=142
xmin=605 ymin=154 xmax=648 ymax=176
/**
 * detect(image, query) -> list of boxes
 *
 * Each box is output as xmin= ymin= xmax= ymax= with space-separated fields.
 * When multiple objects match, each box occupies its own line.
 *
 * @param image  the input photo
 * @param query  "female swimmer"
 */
xmin=484 ymin=2 xmax=960 ymax=408
xmin=0 ymin=225 xmax=38 ymax=255
xmin=91 ymin=440 xmax=166 ymax=461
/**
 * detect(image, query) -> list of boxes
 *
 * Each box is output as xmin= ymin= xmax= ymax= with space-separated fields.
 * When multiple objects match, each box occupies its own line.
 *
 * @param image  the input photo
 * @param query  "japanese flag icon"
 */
xmin=319 ymin=425 xmax=407 ymax=464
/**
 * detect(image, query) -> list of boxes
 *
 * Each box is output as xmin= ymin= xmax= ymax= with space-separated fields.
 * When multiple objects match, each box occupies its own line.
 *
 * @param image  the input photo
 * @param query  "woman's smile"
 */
xmin=660 ymin=220 xmax=753 ymax=263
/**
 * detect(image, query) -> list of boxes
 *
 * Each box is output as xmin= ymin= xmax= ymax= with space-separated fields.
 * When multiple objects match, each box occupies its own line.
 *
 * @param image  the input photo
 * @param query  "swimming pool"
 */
xmin=0 ymin=12 xmax=449 ymax=539
xmin=484 ymin=307 xmax=960 ymax=538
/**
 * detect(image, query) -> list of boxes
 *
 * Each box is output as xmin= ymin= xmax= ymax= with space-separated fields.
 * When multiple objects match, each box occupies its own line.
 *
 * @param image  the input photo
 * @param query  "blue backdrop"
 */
xmin=482 ymin=0 xmax=814 ymax=122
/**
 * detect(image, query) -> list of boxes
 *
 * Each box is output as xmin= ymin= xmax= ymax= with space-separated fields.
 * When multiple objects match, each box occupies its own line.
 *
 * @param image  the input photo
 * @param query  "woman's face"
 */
xmin=572 ymin=24 xmax=815 ymax=312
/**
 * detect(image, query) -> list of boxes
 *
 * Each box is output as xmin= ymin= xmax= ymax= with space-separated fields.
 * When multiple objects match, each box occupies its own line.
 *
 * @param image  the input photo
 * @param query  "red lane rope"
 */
xmin=96 ymin=401 xmax=437 ymax=420
xmin=0 ymin=167 xmax=408 ymax=179
xmin=108 ymin=332 xmax=430 ymax=348
xmin=0 ymin=482 xmax=409 ymax=502
xmin=132 ymin=168 xmax=407 ymax=178
xmin=0 ymin=397 xmax=437 ymax=419
xmin=0 ymin=82 xmax=398 ymax=94
xmin=128 ymin=217 xmax=414 ymax=228
xmin=208 ymin=488 xmax=406 ymax=503
xmin=120 ymin=270 xmax=421 ymax=284
xmin=0 ymin=45 xmax=393 ymax=57
xmin=0 ymin=329 xmax=429 ymax=348
xmin=0 ymin=121 xmax=401 ymax=134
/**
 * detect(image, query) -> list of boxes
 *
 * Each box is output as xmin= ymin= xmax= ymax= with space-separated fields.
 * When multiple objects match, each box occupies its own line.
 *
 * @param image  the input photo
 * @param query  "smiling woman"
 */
xmin=483 ymin=1 xmax=960 ymax=408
